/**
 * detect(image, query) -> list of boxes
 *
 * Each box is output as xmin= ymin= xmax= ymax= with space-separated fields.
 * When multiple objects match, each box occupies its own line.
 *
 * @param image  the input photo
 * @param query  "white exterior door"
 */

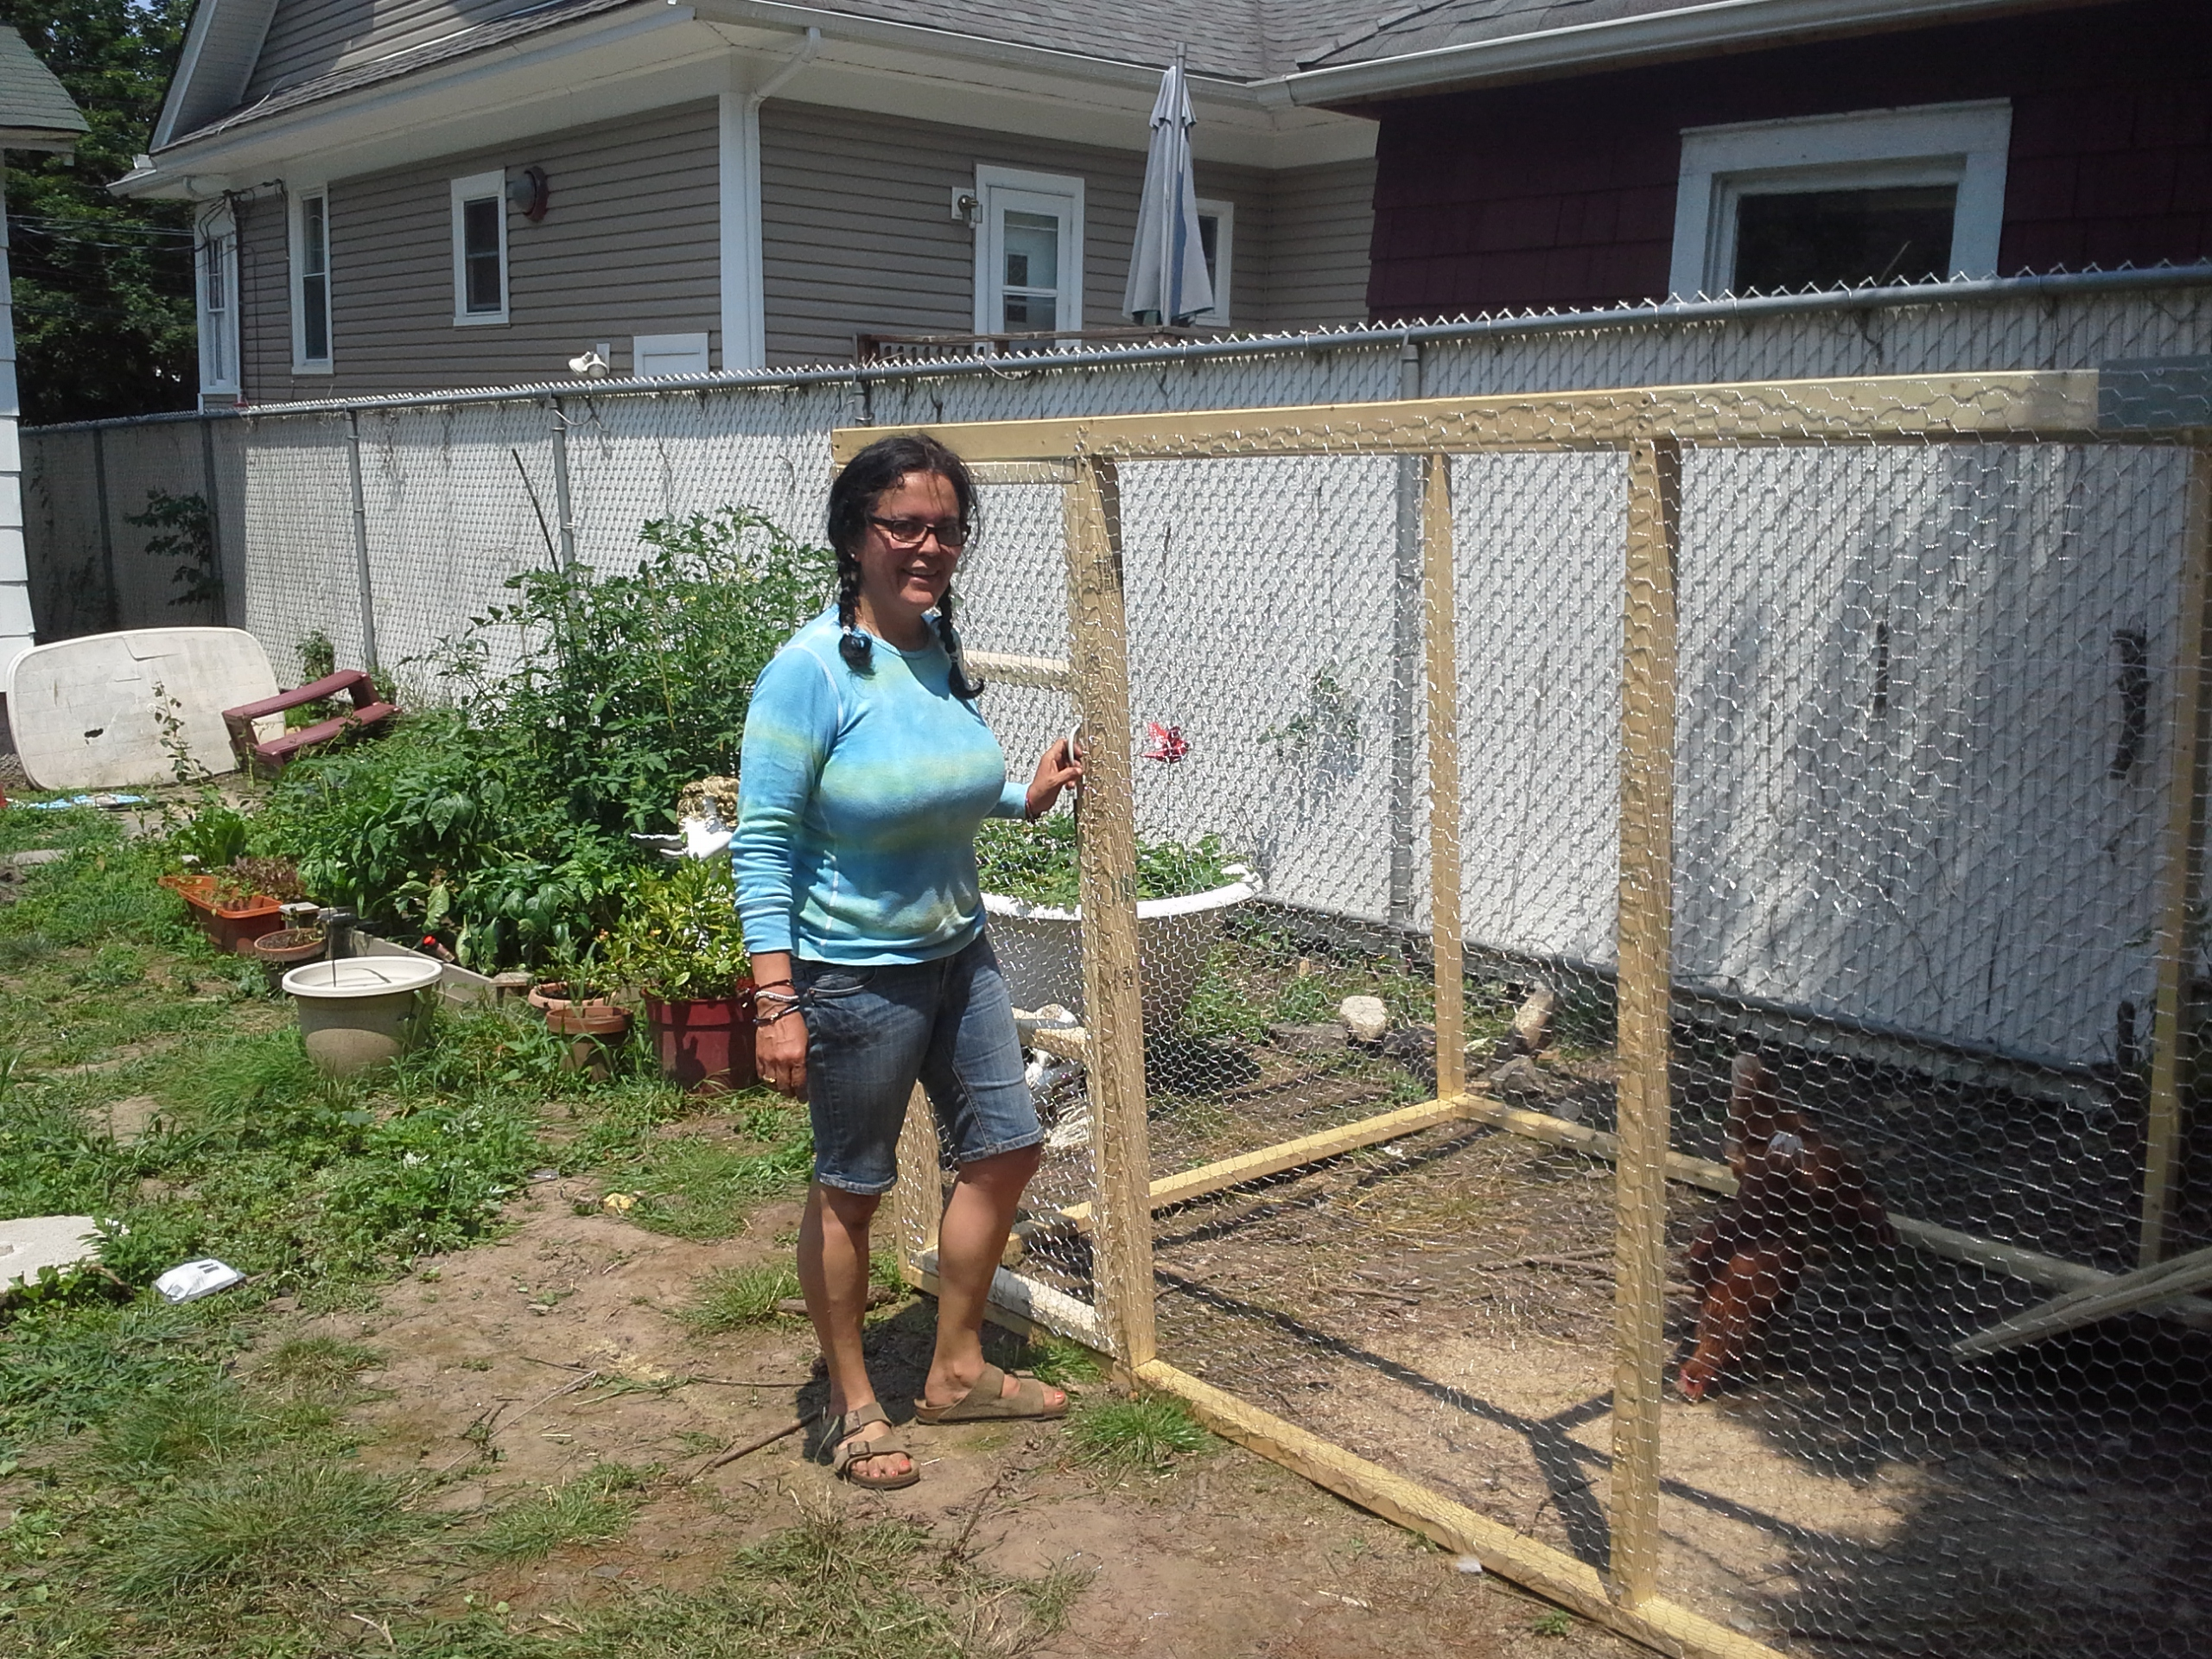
xmin=975 ymin=168 xmax=1083 ymax=342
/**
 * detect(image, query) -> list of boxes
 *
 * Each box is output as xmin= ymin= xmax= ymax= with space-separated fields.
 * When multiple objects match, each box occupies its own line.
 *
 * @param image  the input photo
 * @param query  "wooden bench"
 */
xmin=222 ymin=670 xmax=397 ymax=773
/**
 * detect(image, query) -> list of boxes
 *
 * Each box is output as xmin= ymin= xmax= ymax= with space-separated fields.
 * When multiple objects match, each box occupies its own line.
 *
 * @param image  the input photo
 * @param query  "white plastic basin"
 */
xmin=283 ymin=957 xmax=442 ymax=1075
xmin=983 ymin=873 xmax=1260 ymax=1028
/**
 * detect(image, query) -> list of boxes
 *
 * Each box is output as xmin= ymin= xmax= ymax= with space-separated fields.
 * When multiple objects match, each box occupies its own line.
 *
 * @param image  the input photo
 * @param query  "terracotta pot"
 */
xmin=645 ymin=981 xmax=757 ymax=1094
xmin=545 ymin=1000 xmax=631 ymax=1082
xmin=252 ymin=926 xmax=327 ymax=995
xmin=161 ymin=873 xmax=284 ymax=954
xmin=527 ymin=980 xmax=609 ymax=1015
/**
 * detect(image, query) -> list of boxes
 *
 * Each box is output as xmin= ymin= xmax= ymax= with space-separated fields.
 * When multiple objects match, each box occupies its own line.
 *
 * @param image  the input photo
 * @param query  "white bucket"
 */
xmin=982 ymin=874 xmax=1259 ymax=1027
xmin=283 ymin=956 xmax=442 ymax=1076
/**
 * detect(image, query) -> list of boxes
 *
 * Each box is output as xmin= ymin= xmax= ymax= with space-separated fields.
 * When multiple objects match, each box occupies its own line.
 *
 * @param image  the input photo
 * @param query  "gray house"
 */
xmin=116 ymin=0 xmax=1384 ymax=404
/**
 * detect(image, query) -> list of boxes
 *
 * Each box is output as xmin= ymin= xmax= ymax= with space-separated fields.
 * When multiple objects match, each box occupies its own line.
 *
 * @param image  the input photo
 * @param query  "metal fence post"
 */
xmin=549 ymin=397 xmax=577 ymax=571
xmin=344 ymin=409 xmax=381 ymax=676
xmin=199 ymin=416 xmax=227 ymax=626
xmin=91 ymin=425 xmax=120 ymax=629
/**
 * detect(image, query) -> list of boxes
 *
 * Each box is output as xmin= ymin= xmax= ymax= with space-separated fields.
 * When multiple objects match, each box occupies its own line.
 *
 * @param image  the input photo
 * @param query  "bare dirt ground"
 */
xmin=261 ymin=1149 xmax=1639 ymax=1659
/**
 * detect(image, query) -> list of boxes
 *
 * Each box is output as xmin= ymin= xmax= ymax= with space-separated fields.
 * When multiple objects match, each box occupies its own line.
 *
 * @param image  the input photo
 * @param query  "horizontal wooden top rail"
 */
xmin=822 ymin=369 xmax=2187 ymax=465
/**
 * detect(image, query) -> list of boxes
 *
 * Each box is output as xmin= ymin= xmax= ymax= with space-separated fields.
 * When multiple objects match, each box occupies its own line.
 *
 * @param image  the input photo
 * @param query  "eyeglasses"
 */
xmin=868 ymin=514 xmax=969 ymax=550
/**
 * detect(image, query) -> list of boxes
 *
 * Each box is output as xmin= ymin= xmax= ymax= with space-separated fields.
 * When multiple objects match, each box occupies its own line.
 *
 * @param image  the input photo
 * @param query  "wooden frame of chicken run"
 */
xmin=832 ymin=369 xmax=2212 ymax=1659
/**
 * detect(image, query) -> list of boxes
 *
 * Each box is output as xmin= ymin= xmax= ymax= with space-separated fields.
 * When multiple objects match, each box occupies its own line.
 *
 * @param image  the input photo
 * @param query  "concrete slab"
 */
xmin=0 ymin=1214 xmax=99 ymax=1291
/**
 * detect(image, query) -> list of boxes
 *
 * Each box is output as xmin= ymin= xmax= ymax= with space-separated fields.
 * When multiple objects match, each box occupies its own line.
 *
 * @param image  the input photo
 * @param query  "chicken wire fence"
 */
xmin=859 ymin=369 xmax=2212 ymax=1659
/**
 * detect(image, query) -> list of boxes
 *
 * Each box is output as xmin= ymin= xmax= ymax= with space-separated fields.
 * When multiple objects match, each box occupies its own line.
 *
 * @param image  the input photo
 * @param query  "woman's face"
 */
xmin=857 ymin=470 xmax=963 ymax=619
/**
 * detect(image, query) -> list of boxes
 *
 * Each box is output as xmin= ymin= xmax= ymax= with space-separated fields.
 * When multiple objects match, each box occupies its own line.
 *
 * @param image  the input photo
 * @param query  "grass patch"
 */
xmin=257 ymin=1335 xmax=385 ymax=1395
xmin=1004 ymin=1334 xmax=1104 ymax=1388
xmin=79 ymin=1381 xmax=270 ymax=1482
xmin=399 ymin=1503 xmax=1087 ymax=1657
xmin=473 ymin=1463 xmax=648 ymax=1563
xmin=1065 ymin=1395 xmax=1212 ymax=1476
xmin=607 ymin=1120 xmax=811 ymax=1243
xmin=680 ymin=1263 xmax=803 ymax=1332
xmin=104 ymin=1458 xmax=416 ymax=1602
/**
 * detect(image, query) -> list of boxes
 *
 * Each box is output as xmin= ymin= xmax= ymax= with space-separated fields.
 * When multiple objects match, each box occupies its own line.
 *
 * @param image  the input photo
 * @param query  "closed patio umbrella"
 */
xmin=1123 ymin=48 xmax=1214 ymax=327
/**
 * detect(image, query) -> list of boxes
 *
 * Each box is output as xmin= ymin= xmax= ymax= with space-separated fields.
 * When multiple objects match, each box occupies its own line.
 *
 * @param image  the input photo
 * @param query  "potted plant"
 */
xmin=608 ymin=859 xmax=754 ymax=1093
xmin=159 ymin=855 xmax=302 ymax=955
xmin=973 ymin=814 xmax=1258 ymax=1027
xmin=527 ymin=940 xmax=632 ymax=1082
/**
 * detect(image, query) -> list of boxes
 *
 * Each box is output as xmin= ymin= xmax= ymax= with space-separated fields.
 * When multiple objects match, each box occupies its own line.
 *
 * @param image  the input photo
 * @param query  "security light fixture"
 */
xmin=507 ymin=166 xmax=550 ymax=222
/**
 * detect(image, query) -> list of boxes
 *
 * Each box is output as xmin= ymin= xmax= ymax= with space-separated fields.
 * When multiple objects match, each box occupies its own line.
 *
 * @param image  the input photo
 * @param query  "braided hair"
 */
xmin=826 ymin=433 xmax=984 ymax=700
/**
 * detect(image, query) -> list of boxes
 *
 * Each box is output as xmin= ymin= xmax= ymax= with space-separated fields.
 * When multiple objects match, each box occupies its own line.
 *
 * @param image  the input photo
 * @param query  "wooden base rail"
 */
xmin=1135 ymin=1359 xmax=1784 ymax=1659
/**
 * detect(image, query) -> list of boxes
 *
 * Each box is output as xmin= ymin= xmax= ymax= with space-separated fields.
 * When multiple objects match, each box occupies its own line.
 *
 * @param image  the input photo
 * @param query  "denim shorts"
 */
xmin=795 ymin=931 xmax=1043 ymax=1195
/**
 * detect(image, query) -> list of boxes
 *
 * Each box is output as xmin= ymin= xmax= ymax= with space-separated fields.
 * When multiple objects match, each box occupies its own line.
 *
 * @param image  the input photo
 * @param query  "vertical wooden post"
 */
xmin=345 ymin=410 xmax=382 ymax=676
xmin=892 ymin=1085 xmax=942 ymax=1273
xmin=2145 ymin=446 xmax=2212 ymax=1266
xmin=1610 ymin=437 xmax=1680 ymax=1608
xmin=1065 ymin=455 xmax=1156 ymax=1373
xmin=91 ymin=426 xmax=121 ymax=630
xmin=1422 ymin=453 xmax=1465 ymax=1102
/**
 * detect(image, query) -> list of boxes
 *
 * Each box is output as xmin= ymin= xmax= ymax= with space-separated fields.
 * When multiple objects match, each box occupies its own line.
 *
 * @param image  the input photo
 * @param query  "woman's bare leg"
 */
xmin=922 ymin=1146 xmax=1065 ymax=1412
xmin=798 ymin=1182 xmax=911 ymax=1480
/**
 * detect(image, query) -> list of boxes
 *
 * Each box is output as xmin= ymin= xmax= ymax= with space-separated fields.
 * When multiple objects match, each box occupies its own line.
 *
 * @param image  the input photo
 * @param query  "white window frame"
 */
xmin=1668 ymin=99 xmax=2012 ymax=299
xmin=450 ymin=169 xmax=510 ymax=327
xmin=194 ymin=202 xmax=239 ymax=399
xmin=973 ymin=164 xmax=1084 ymax=341
xmin=290 ymin=185 xmax=333 ymax=374
xmin=1192 ymin=197 xmax=1233 ymax=325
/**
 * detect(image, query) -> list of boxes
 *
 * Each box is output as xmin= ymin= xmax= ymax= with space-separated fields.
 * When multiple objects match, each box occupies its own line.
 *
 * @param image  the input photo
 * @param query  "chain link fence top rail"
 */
xmin=830 ymin=362 xmax=2212 ymax=1659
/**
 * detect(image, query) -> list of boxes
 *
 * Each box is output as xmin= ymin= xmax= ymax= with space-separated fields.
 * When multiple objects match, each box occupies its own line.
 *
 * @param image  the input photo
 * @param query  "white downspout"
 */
xmin=719 ymin=26 xmax=819 ymax=371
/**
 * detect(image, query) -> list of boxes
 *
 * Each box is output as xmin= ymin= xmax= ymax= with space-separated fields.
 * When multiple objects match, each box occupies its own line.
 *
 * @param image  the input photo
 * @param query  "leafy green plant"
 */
xmin=606 ymin=857 xmax=749 ymax=1001
xmin=127 ymin=488 xmax=220 ymax=611
xmin=974 ymin=814 xmax=1242 ymax=909
xmin=169 ymin=792 xmax=252 ymax=870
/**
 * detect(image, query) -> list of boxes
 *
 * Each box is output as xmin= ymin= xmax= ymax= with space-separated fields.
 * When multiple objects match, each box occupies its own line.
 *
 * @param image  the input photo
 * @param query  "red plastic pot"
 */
xmin=645 ymin=981 xmax=757 ymax=1094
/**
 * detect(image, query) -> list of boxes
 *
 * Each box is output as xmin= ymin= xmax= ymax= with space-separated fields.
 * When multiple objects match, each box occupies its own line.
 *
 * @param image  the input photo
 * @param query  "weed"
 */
xmin=73 ymin=943 xmax=148 ymax=987
xmin=680 ymin=1263 xmax=802 ymax=1332
xmin=473 ymin=1463 xmax=648 ymax=1562
xmin=1066 ymin=1395 xmax=1212 ymax=1475
xmin=1532 ymin=1608 xmax=1576 ymax=1637
xmin=104 ymin=1458 xmax=416 ymax=1601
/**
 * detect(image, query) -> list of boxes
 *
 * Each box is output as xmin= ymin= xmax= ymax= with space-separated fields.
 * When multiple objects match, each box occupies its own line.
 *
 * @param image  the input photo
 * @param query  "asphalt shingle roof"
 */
xmin=166 ymin=0 xmax=1743 ymax=145
xmin=0 ymin=23 xmax=88 ymax=138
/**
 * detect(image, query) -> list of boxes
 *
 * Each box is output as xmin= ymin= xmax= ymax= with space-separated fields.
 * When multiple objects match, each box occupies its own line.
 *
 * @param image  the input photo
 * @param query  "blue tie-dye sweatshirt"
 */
xmin=733 ymin=608 xmax=1027 ymax=964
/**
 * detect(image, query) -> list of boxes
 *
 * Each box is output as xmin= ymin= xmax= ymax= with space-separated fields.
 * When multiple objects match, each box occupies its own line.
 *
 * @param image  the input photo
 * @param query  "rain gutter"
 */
xmin=1276 ymin=0 xmax=2094 ymax=106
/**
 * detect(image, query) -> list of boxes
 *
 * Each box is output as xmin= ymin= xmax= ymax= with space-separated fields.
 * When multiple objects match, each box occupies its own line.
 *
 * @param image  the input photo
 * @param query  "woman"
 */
xmin=733 ymin=433 xmax=1082 ymax=1490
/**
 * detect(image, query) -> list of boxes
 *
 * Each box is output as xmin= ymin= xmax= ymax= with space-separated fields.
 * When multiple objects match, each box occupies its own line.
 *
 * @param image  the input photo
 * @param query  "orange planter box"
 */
xmin=160 ymin=874 xmax=285 ymax=955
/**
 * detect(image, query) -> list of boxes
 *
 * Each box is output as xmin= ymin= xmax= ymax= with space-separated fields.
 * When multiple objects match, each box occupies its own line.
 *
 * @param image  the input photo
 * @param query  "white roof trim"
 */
xmin=154 ymin=0 xmax=282 ymax=149
xmin=1278 ymin=0 xmax=2086 ymax=105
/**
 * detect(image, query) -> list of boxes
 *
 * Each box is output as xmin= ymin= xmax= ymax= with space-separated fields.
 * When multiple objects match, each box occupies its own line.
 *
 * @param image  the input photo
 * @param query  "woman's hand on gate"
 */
xmin=1025 ymin=735 xmax=1084 ymax=819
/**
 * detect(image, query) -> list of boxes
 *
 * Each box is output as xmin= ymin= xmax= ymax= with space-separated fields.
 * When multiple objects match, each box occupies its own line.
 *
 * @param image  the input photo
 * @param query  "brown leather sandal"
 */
xmin=825 ymin=1402 xmax=919 ymax=1490
xmin=913 ymin=1363 xmax=1067 ymax=1425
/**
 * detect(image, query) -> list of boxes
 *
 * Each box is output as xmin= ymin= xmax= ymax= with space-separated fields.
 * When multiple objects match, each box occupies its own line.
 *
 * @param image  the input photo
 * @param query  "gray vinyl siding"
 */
xmin=242 ymin=101 xmax=721 ymax=401
xmin=238 ymin=192 xmax=292 ymax=401
xmin=1264 ymin=156 xmax=1376 ymax=327
xmin=245 ymin=0 xmax=528 ymax=101
xmin=758 ymin=105 xmax=1276 ymax=366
